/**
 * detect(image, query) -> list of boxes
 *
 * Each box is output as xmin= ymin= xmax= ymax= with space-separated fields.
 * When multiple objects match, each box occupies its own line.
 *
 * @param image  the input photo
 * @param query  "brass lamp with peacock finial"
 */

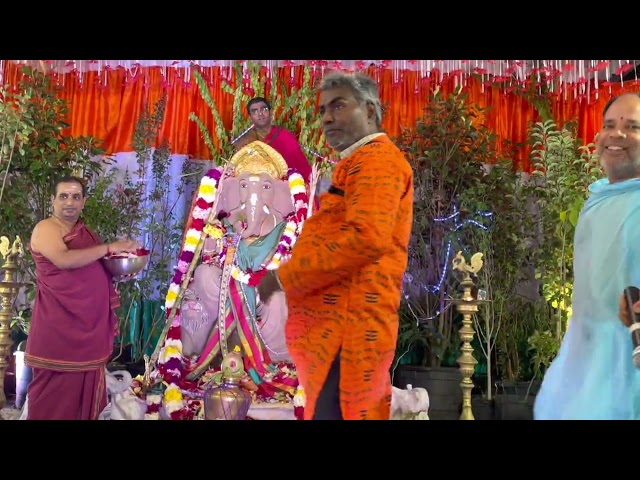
xmin=448 ymin=250 xmax=490 ymax=420
xmin=0 ymin=235 xmax=26 ymax=409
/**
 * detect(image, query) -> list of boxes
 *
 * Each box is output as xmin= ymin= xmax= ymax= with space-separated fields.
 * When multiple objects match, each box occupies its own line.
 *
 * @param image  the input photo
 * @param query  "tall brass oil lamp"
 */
xmin=0 ymin=235 xmax=25 ymax=409
xmin=449 ymin=251 xmax=489 ymax=420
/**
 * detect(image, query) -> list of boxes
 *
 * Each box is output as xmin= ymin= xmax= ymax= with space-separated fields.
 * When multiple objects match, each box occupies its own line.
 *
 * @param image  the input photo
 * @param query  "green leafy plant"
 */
xmin=394 ymin=87 xmax=503 ymax=368
xmin=82 ymin=169 xmax=142 ymax=243
xmin=0 ymin=84 xmax=34 ymax=206
xmin=85 ymin=92 xmax=202 ymax=363
xmin=189 ymin=61 xmax=330 ymax=167
xmin=0 ymin=66 xmax=110 ymax=337
xmin=0 ymin=67 xmax=109 ymax=244
xmin=463 ymin=159 xmax=535 ymax=395
xmin=529 ymin=119 xmax=604 ymax=342
xmin=527 ymin=313 xmax=558 ymax=381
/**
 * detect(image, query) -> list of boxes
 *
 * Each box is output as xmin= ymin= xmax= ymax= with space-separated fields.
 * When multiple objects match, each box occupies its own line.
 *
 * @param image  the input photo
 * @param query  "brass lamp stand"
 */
xmin=0 ymin=235 xmax=25 ymax=409
xmin=449 ymin=251 xmax=489 ymax=420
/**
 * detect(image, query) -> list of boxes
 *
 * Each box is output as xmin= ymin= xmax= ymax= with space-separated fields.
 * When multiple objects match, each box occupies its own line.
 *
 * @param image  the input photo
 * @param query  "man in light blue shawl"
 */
xmin=534 ymin=92 xmax=640 ymax=420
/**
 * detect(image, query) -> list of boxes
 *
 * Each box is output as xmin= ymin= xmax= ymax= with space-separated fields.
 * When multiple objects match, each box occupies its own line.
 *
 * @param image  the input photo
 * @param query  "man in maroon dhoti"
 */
xmin=25 ymin=175 xmax=139 ymax=420
xmin=234 ymin=96 xmax=313 ymax=183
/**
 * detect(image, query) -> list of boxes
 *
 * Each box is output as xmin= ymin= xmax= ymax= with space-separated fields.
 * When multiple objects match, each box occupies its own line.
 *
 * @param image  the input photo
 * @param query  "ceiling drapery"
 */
xmin=7 ymin=60 xmax=639 ymax=102
xmin=3 ymin=60 xmax=639 ymax=171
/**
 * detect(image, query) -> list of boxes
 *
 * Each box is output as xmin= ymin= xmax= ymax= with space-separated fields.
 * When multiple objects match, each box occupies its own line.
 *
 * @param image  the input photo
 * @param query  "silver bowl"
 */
xmin=102 ymin=254 xmax=149 ymax=277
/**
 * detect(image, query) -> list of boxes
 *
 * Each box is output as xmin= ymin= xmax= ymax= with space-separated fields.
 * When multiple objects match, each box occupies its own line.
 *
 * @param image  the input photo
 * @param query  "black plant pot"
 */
xmin=471 ymin=396 xmax=495 ymax=420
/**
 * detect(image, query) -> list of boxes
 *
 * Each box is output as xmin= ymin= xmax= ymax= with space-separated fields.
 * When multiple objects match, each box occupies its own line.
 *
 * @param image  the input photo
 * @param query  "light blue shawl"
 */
xmin=534 ymin=177 xmax=640 ymax=420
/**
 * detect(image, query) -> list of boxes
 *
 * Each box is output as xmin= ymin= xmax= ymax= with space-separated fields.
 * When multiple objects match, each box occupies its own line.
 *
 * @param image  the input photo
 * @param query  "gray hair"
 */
xmin=318 ymin=71 xmax=383 ymax=129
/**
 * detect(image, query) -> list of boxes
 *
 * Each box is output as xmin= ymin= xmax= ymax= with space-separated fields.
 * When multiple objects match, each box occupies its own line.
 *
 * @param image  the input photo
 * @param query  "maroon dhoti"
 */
xmin=27 ymin=368 xmax=107 ymax=420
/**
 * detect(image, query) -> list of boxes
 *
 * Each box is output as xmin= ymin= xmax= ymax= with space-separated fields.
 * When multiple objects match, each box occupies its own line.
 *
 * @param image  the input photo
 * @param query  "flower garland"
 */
xmin=155 ymin=166 xmax=309 ymax=419
xmin=293 ymin=386 xmax=306 ymax=420
xmin=164 ymin=168 xmax=222 ymax=315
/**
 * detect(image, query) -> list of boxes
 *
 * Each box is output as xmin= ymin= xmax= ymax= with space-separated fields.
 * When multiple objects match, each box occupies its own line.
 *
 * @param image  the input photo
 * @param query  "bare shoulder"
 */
xmin=31 ymin=218 xmax=64 ymax=252
xmin=32 ymin=218 xmax=56 ymax=235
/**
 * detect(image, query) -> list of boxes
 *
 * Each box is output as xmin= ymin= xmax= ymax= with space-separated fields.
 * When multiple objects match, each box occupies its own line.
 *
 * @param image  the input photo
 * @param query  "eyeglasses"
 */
xmin=249 ymin=106 xmax=270 ymax=115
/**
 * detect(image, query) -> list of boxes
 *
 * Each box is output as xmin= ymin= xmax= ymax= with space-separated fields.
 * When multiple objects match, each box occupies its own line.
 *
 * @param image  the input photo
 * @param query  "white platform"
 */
xmin=247 ymin=402 xmax=297 ymax=420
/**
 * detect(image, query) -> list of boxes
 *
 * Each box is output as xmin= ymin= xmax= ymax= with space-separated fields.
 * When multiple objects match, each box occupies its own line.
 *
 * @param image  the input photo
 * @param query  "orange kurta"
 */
xmin=278 ymin=134 xmax=414 ymax=420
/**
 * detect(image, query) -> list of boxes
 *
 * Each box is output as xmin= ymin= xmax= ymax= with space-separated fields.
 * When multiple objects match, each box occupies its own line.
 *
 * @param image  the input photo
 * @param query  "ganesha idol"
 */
xmin=142 ymin=141 xmax=310 ymax=420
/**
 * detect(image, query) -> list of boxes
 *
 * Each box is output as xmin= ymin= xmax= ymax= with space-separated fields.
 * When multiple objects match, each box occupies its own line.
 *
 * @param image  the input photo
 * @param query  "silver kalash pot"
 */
xmin=203 ymin=348 xmax=253 ymax=420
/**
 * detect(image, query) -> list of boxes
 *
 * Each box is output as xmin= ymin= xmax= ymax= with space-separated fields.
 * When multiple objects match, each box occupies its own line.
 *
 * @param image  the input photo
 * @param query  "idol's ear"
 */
xmin=216 ymin=177 xmax=241 ymax=217
xmin=271 ymin=179 xmax=294 ymax=218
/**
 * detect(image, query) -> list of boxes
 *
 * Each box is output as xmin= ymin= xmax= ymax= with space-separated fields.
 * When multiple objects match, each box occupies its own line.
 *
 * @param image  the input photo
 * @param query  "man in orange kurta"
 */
xmin=260 ymin=72 xmax=414 ymax=420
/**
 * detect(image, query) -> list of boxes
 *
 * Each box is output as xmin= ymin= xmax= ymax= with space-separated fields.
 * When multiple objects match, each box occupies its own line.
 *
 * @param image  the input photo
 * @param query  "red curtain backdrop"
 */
xmin=4 ymin=61 xmax=640 ymax=172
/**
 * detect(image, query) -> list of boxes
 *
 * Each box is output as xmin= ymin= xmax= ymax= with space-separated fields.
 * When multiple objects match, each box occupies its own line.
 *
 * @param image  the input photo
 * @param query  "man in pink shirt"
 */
xmin=234 ymin=96 xmax=313 ymax=183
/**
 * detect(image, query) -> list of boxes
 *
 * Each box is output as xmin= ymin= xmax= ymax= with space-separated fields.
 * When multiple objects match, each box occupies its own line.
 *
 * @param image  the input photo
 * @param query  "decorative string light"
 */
xmin=404 ymin=204 xmax=494 ymax=326
xmin=393 ymin=203 xmax=494 ymax=377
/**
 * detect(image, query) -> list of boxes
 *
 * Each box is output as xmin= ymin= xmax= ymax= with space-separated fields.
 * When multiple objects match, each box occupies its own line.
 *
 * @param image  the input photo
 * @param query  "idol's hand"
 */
xmin=256 ymin=270 xmax=283 ymax=304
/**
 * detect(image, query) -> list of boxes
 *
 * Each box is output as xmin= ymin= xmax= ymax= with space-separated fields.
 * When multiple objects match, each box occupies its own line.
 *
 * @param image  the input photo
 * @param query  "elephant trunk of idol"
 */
xmin=218 ymin=172 xmax=294 ymax=240
xmin=237 ymin=192 xmax=269 ymax=238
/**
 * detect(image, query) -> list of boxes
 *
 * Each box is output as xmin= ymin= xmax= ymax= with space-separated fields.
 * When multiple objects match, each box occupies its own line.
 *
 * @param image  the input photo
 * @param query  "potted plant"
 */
xmin=458 ymin=156 xmax=535 ymax=420
xmin=490 ymin=118 xmax=604 ymax=419
xmin=392 ymin=87 xmax=503 ymax=419
xmin=529 ymin=118 xmax=603 ymax=341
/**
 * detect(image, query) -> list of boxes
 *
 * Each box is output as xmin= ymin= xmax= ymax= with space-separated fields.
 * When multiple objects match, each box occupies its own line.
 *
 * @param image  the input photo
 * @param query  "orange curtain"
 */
xmin=5 ymin=61 xmax=640 ymax=172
